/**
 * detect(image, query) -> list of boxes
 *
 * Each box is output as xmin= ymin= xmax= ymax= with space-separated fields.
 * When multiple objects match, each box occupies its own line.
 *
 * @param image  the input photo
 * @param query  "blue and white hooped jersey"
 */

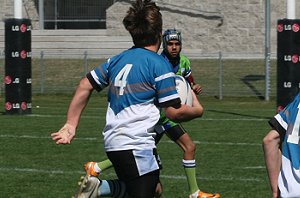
xmin=269 ymin=93 xmax=300 ymax=197
xmin=87 ymin=47 xmax=181 ymax=152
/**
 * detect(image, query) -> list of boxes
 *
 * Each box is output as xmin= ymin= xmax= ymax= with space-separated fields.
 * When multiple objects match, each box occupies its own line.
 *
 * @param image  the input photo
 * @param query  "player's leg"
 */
xmin=107 ymin=149 xmax=160 ymax=198
xmin=84 ymin=157 xmax=162 ymax=197
xmin=154 ymin=180 xmax=163 ymax=198
xmin=85 ymin=159 xmax=113 ymax=177
xmin=164 ymin=125 xmax=199 ymax=195
xmin=74 ymin=175 xmax=127 ymax=198
xmin=125 ymin=170 xmax=159 ymax=198
xmin=75 ymin=159 xmax=126 ymax=197
xmin=100 ymin=179 xmax=127 ymax=197
xmin=165 ymin=125 xmax=220 ymax=198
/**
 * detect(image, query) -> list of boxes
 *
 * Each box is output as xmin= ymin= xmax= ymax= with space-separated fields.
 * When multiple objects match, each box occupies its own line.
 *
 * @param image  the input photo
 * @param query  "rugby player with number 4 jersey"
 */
xmin=51 ymin=0 xmax=204 ymax=198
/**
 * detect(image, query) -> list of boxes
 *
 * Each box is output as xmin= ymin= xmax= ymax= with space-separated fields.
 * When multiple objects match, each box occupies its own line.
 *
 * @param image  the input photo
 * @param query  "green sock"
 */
xmin=183 ymin=159 xmax=199 ymax=194
xmin=98 ymin=159 xmax=113 ymax=172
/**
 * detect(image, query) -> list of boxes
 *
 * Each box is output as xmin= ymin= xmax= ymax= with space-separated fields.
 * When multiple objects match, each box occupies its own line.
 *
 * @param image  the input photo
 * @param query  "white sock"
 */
xmin=94 ymin=163 xmax=101 ymax=173
xmin=191 ymin=190 xmax=200 ymax=198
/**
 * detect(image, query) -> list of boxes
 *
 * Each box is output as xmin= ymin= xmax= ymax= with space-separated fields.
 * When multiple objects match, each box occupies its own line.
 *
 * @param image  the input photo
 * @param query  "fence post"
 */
xmin=265 ymin=0 xmax=270 ymax=101
xmin=40 ymin=51 xmax=44 ymax=93
xmin=83 ymin=51 xmax=88 ymax=76
xmin=39 ymin=0 xmax=44 ymax=29
xmin=218 ymin=51 xmax=223 ymax=100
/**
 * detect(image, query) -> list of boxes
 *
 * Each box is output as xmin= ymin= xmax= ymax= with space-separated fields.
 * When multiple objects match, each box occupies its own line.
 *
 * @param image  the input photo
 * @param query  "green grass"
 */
xmin=0 ymin=94 xmax=275 ymax=197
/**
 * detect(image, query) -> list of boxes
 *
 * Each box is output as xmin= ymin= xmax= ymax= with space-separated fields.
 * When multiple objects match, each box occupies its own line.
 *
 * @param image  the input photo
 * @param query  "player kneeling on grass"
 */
xmin=79 ymin=30 xmax=220 ymax=198
xmin=51 ymin=1 xmax=206 ymax=198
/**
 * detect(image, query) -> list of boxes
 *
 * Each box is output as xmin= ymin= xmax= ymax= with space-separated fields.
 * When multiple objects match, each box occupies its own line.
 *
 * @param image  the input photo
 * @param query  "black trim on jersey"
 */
xmin=86 ymin=73 xmax=101 ymax=92
xmin=268 ymin=117 xmax=286 ymax=144
xmin=159 ymin=98 xmax=181 ymax=108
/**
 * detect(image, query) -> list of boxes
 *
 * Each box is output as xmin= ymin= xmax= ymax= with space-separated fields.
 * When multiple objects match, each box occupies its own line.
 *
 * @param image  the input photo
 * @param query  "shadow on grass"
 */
xmin=207 ymin=109 xmax=271 ymax=120
xmin=241 ymin=75 xmax=265 ymax=100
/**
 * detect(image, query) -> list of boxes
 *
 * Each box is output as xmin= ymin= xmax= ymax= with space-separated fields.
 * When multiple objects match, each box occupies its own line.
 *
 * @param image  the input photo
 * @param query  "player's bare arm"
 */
xmin=165 ymin=91 xmax=203 ymax=122
xmin=51 ymin=77 xmax=94 ymax=144
xmin=263 ymin=129 xmax=281 ymax=198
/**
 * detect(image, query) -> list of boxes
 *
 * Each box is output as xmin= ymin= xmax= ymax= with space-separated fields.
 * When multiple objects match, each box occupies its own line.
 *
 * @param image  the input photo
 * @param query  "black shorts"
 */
xmin=155 ymin=124 xmax=186 ymax=144
xmin=107 ymin=149 xmax=160 ymax=198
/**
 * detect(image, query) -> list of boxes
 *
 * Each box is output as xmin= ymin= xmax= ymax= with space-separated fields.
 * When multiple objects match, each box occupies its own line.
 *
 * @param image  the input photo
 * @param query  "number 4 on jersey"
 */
xmin=114 ymin=64 xmax=133 ymax=95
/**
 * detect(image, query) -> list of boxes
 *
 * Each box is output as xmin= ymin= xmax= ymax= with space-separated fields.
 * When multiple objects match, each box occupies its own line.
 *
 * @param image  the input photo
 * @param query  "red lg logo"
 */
xmin=21 ymin=102 xmax=27 ymax=110
xmin=292 ymin=23 xmax=300 ymax=32
xmin=5 ymin=102 xmax=12 ymax=110
xmin=20 ymin=50 xmax=27 ymax=59
xmin=20 ymin=24 xmax=27 ymax=32
xmin=292 ymin=54 xmax=299 ymax=63
xmin=277 ymin=24 xmax=284 ymax=32
xmin=4 ymin=76 xmax=12 ymax=84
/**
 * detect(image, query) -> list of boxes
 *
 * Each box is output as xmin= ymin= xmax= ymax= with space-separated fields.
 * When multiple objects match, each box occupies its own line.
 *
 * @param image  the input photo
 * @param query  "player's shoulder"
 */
xmin=287 ymin=93 xmax=300 ymax=109
xmin=115 ymin=47 xmax=158 ymax=56
xmin=294 ymin=92 xmax=300 ymax=102
xmin=143 ymin=51 xmax=168 ymax=65
xmin=132 ymin=47 xmax=165 ymax=62
xmin=124 ymin=48 xmax=171 ymax=72
xmin=180 ymin=54 xmax=190 ymax=64
xmin=180 ymin=54 xmax=189 ymax=60
xmin=110 ymin=47 xmax=163 ymax=64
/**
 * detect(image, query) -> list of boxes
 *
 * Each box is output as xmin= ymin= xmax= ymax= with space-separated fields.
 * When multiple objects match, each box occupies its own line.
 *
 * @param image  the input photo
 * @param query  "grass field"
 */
xmin=0 ymin=94 xmax=276 ymax=198
xmin=0 ymin=58 xmax=278 ymax=97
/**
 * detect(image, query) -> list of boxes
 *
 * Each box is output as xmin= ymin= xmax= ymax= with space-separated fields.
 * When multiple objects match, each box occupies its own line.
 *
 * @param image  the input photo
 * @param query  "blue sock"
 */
xmin=99 ymin=179 xmax=127 ymax=198
xmin=99 ymin=180 xmax=111 ymax=196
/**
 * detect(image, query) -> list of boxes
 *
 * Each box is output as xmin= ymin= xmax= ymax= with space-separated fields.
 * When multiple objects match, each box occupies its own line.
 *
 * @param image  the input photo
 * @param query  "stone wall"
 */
xmin=1 ymin=0 xmax=300 ymax=56
xmin=0 ymin=0 xmax=39 ymax=28
xmin=107 ymin=0 xmax=299 ymax=56
xmin=1 ymin=0 xmax=14 ymax=19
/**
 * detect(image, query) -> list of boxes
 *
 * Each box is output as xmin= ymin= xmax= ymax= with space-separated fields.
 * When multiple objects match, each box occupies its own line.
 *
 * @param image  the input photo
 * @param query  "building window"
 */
xmin=41 ymin=0 xmax=114 ymax=29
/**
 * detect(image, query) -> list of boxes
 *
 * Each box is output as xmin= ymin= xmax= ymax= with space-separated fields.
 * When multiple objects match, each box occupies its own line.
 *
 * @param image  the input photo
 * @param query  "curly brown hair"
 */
xmin=123 ymin=0 xmax=162 ymax=47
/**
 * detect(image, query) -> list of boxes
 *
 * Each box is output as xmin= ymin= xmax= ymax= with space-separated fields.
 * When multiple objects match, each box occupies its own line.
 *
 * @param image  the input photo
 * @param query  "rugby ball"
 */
xmin=175 ymin=75 xmax=193 ymax=106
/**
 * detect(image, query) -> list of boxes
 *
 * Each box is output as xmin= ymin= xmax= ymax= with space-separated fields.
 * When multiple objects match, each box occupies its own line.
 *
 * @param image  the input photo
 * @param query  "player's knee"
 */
xmin=185 ymin=141 xmax=196 ymax=154
xmin=154 ymin=182 xmax=163 ymax=198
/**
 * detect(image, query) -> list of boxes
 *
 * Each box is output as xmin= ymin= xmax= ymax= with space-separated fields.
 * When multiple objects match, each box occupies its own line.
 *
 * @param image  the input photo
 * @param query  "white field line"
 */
xmin=0 ymin=167 xmax=263 ymax=182
xmin=242 ymin=166 xmax=265 ymax=169
xmin=0 ymin=134 xmax=98 ymax=141
xmin=26 ymin=114 xmax=268 ymax=121
xmin=0 ymin=135 xmax=264 ymax=182
xmin=0 ymin=134 xmax=261 ymax=146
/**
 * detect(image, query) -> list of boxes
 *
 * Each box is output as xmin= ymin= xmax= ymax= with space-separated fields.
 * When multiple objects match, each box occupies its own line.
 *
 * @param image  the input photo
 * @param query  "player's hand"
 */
xmin=51 ymin=123 xmax=76 ymax=144
xmin=191 ymin=83 xmax=202 ymax=94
